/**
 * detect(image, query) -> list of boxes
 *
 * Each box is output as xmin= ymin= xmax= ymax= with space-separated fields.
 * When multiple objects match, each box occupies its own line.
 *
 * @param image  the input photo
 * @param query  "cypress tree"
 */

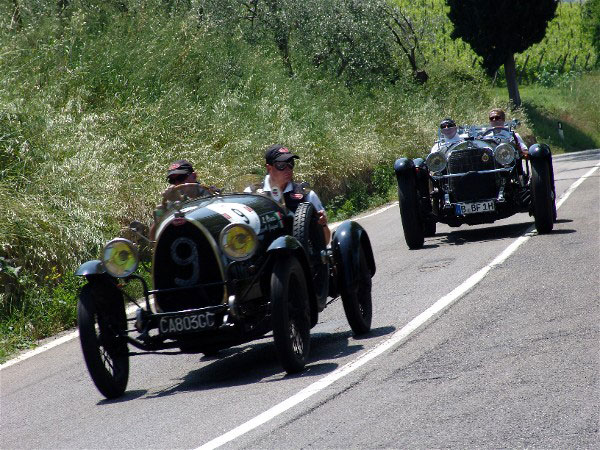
xmin=446 ymin=0 xmax=558 ymax=106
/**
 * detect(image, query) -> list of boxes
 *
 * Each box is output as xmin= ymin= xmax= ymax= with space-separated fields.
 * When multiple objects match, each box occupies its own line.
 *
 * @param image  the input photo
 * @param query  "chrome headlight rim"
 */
xmin=426 ymin=151 xmax=448 ymax=173
xmin=102 ymin=238 xmax=139 ymax=278
xmin=219 ymin=223 xmax=258 ymax=261
xmin=494 ymin=143 xmax=516 ymax=166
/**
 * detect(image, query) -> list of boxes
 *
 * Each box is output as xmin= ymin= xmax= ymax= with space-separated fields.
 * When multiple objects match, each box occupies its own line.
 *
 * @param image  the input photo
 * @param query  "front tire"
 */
xmin=397 ymin=174 xmax=425 ymax=249
xmin=271 ymin=256 xmax=311 ymax=374
xmin=341 ymin=247 xmax=372 ymax=335
xmin=531 ymin=159 xmax=555 ymax=234
xmin=423 ymin=218 xmax=437 ymax=238
xmin=78 ymin=283 xmax=129 ymax=399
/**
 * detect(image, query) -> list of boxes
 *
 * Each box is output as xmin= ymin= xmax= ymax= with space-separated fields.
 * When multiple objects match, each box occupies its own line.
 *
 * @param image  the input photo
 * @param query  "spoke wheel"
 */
xmin=271 ymin=256 xmax=311 ymax=374
xmin=341 ymin=247 xmax=372 ymax=335
xmin=78 ymin=283 xmax=129 ymax=399
xmin=531 ymin=159 xmax=555 ymax=234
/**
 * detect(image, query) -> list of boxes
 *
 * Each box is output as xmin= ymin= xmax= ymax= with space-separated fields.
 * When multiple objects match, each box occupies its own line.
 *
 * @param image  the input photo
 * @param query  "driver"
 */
xmin=488 ymin=108 xmax=528 ymax=153
xmin=246 ymin=144 xmax=331 ymax=244
xmin=430 ymin=118 xmax=464 ymax=153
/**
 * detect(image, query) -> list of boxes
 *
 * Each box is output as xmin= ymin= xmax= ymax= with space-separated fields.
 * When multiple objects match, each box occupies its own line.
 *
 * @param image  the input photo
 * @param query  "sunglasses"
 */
xmin=489 ymin=116 xmax=504 ymax=121
xmin=440 ymin=124 xmax=455 ymax=129
xmin=273 ymin=161 xmax=294 ymax=171
xmin=168 ymin=174 xmax=189 ymax=185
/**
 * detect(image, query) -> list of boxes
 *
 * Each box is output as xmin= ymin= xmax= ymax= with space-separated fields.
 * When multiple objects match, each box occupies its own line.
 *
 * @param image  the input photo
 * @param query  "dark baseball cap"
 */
xmin=167 ymin=159 xmax=194 ymax=178
xmin=264 ymin=144 xmax=300 ymax=165
xmin=440 ymin=118 xmax=456 ymax=128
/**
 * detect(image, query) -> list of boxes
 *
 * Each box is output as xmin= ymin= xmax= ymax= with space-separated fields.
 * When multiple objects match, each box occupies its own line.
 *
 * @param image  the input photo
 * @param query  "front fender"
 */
xmin=394 ymin=157 xmax=416 ymax=178
xmin=266 ymin=235 xmax=316 ymax=314
xmin=75 ymin=260 xmax=106 ymax=277
xmin=528 ymin=143 xmax=552 ymax=160
xmin=267 ymin=235 xmax=302 ymax=253
xmin=331 ymin=221 xmax=376 ymax=293
xmin=266 ymin=235 xmax=312 ymax=287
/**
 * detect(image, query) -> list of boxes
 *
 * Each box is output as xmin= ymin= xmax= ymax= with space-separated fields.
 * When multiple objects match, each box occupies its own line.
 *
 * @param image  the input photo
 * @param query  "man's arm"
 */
xmin=307 ymin=191 xmax=331 ymax=244
xmin=514 ymin=132 xmax=528 ymax=153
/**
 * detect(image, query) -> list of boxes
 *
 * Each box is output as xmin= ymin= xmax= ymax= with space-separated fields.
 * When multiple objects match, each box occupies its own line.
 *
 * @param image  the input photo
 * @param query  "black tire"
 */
xmin=271 ymin=256 xmax=311 ymax=374
xmin=397 ymin=175 xmax=424 ymax=249
xmin=77 ymin=283 xmax=129 ymax=399
xmin=293 ymin=202 xmax=329 ymax=307
xmin=423 ymin=218 xmax=437 ymax=238
xmin=531 ymin=159 xmax=555 ymax=234
xmin=341 ymin=246 xmax=372 ymax=335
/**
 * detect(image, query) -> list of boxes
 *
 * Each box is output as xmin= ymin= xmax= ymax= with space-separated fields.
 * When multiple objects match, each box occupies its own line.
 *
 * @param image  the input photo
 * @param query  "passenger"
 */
xmin=430 ymin=118 xmax=463 ymax=153
xmin=488 ymin=108 xmax=528 ymax=153
xmin=246 ymin=144 xmax=331 ymax=244
xmin=149 ymin=160 xmax=212 ymax=240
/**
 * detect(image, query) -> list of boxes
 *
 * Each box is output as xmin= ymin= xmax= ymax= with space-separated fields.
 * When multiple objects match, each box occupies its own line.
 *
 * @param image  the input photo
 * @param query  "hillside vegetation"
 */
xmin=1 ymin=0 xmax=598 ymax=361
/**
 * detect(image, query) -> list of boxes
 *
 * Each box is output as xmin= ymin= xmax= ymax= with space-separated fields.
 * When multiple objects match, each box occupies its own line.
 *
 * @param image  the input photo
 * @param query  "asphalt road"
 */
xmin=1 ymin=150 xmax=598 ymax=449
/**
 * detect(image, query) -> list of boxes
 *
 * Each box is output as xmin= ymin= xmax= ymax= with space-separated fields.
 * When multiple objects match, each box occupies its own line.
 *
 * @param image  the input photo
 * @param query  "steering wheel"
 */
xmin=481 ymin=127 xmax=511 ymax=137
xmin=161 ymin=183 xmax=215 ymax=205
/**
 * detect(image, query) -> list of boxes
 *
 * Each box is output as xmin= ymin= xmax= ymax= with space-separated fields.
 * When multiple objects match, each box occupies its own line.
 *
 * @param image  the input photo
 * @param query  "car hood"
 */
xmin=155 ymin=193 xmax=288 ymax=241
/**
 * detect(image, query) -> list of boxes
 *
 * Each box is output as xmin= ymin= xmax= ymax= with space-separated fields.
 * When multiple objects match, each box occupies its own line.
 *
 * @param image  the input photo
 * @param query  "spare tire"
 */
xmin=293 ymin=202 xmax=329 ymax=308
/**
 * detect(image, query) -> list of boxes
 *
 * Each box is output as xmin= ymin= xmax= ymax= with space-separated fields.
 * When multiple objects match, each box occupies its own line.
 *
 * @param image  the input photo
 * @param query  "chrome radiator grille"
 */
xmin=448 ymin=147 xmax=498 ymax=202
xmin=448 ymin=148 xmax=495 ymax=174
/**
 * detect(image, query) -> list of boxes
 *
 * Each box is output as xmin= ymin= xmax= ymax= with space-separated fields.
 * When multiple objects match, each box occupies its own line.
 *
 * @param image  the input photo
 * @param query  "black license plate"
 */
xmin=158 ymin=311 xmax=218 ymax=335
xmin=455 ymin=200 xmax=495 ymax=215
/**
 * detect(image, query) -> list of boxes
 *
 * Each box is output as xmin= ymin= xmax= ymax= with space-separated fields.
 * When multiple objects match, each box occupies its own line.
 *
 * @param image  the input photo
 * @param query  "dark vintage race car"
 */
xmin=75 ymin=184 xmax=376 ymax=399
xmin=394 ymin=122 xmax=557 ymax=249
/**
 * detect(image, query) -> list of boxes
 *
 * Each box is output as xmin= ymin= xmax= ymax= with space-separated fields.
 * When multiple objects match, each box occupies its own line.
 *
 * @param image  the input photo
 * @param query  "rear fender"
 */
xmin=331 ymin=221 xmax=376 ymax=294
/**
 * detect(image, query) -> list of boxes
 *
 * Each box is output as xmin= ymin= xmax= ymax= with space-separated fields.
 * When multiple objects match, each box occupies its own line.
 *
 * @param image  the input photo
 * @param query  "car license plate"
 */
xmin=158 ymin=311 xmax=217 ymax=335
xmin=456 ymin=201 xmax=495 ymax=215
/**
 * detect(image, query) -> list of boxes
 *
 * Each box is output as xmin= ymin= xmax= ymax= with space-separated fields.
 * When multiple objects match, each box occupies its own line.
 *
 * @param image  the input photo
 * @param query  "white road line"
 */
xmin=196 ymin=162 xmax=600 ymax=450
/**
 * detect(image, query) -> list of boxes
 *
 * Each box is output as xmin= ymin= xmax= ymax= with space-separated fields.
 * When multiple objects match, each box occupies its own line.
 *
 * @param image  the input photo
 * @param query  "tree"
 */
xmin=382 ymin=4 xmax=429 ymax=83
xmin=583 ymin=0 xmax=600 ymax=65
xmin=446 ymin=0 xmax=558 ymax=106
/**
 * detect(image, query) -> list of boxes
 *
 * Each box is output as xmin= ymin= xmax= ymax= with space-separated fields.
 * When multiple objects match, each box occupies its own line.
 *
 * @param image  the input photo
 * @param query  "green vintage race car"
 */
xmin=75 ymin=184 xmax=376 ymax=399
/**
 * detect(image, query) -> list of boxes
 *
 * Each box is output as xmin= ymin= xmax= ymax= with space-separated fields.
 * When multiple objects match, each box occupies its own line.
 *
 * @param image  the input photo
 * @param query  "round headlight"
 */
xmin=426 ymin=151 xmax=447 ymax=173
xmin=494 ymin=143 xmax=516 ymax=166
xmin=219 ymin=223 xmax=258 ymax=261
xmin=102 ymin=238 xmax=139 ymax=278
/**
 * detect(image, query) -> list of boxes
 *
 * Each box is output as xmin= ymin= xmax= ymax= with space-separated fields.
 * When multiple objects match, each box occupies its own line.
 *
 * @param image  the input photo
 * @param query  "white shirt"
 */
xmin=245 ymin=175 xmax=325 ymax=212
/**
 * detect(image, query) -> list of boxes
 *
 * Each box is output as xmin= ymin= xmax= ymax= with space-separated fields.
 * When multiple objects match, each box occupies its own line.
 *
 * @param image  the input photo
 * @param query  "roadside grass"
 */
xmin=493 ymin=72 xmax=600 ymax=153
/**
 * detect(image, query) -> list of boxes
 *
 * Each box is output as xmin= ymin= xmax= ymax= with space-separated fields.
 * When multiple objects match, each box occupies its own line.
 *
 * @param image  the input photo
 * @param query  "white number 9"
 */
xmin=170 ymin=237 xmax=200 ymax=286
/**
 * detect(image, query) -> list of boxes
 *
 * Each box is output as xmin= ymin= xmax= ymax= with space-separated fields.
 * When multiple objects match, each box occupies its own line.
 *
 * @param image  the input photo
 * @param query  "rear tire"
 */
xmin=397 ymin=175 xmax=425 ymax=249
xmin=531 ymin=159 xmax=554 ymax=234
xmin=271 ymin=256 xmax=311 ymax=374
xmin=341 ymin=247 xmax=372 ymax=335
xmin=78 ymin=283 xmax=129 ymax=399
